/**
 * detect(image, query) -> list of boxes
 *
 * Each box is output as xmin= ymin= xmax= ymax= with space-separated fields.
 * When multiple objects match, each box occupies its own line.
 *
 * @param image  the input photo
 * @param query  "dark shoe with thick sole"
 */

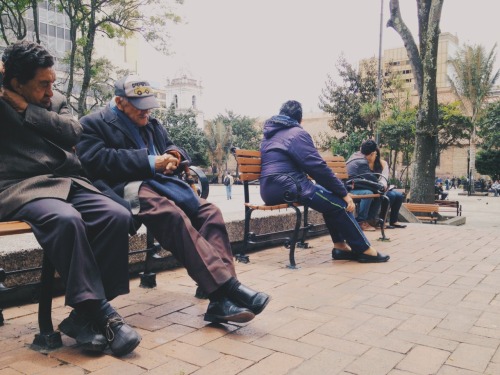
xmin=204 ymin=297 xmax=255 ymax=324
xmin=228 ymin=284 xmax=270 ymax=315
xmin=59 ymin=310 xmax=107 ymax=352
xmin=332 ymin=248 xmax=359 ymax=261
xmin=357 ymin=252 xmax=390 ymax=263
xmin=103 ymin=313 xmax=141 ymax=357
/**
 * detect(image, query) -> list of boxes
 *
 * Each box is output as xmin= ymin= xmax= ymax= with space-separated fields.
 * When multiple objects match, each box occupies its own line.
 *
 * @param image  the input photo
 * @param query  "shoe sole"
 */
xmin=78 ymin=340 xmax=108 ymax=353
xmin=204 ymin=310 xmax=255 ymax=324
xmin=111 ymin=336 xmax=141 ymax=357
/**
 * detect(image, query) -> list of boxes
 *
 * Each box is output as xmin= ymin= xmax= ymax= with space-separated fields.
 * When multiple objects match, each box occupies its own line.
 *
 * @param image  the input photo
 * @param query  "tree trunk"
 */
xmin=388 ymin=0 xmax=443 ymax=203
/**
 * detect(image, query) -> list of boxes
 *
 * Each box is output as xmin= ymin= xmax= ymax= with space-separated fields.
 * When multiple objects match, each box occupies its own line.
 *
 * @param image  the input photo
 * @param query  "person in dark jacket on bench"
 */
xmin=259 ymin=100 xmax=389 ymax=263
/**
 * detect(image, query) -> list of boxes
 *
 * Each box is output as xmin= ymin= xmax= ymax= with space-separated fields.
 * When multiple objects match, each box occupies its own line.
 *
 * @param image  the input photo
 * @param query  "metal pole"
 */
xmin=376 ymin=0 xmax=384 ymax=144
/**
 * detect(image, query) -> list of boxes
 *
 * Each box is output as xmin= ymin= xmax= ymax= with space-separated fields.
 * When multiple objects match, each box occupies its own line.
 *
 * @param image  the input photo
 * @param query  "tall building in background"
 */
xmin=165 ymin=69 xmax=204 ymax=128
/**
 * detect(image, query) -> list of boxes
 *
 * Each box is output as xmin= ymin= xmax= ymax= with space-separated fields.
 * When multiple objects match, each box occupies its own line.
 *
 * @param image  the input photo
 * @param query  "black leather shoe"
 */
xmin=228 ymin=284 xmax=271 ymax=315
xmin=357 ymin=252 xmax=390 ymax=263
xmin=204 ymin=297 xmax=255 ymax=324
xmin=59 ymin=310 xmax=107 ymax=352
xmin=102 ymin=312 xmax=141 ymax=356
xmin=332 ymin=248 xmax=359 ymax=261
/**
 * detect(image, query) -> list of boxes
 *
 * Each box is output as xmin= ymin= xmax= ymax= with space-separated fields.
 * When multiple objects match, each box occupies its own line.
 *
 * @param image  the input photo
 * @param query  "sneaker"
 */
xmin=358 ymin=221 xmax=376 ymax=231
xmin=102 ymin=312 xmax=141 ymax=357
xmin=59 ymin=310 xmax=107 ymax=352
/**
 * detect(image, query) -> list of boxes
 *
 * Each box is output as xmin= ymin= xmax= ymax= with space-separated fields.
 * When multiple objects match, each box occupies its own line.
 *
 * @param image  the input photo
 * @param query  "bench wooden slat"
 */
xmin=239 ymin=165 xmax=262 ymax=173
xmin=236 ymin=157 xmax=262 ymax=165
xmin=0 ymin=221 xmax=32 ymax=236
xmin=235 ymin=149 xmax=261 ymax=158
xmin=239 ymin=173 xmax=261 ymax=181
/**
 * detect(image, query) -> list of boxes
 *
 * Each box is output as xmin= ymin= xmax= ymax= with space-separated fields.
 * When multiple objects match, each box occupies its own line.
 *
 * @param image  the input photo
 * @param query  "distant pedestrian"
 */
xmin=223 ymin=171 xmax=234 ymax=200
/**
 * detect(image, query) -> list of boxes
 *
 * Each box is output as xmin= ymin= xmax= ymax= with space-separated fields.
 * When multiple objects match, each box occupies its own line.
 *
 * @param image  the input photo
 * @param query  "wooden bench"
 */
xmin=435 ymin=200 xmax=462 ymax=217
xmin=402 ymin=203 xmax=440 ymax=224
xmin=232 ymin=150 xmax=389 ymax=269
xmin=0 ymin=166 xmax=209 ymax=351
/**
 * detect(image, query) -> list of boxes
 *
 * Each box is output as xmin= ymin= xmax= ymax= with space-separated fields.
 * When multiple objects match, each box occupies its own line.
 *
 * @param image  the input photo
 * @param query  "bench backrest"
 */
xmin=234 ymin=150 xmax=348 ymax=182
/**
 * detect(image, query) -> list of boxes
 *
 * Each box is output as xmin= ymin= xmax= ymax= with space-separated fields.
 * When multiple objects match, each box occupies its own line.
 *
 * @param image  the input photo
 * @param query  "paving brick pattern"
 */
xmin=1 ymin=220 xmax=500 ymax=375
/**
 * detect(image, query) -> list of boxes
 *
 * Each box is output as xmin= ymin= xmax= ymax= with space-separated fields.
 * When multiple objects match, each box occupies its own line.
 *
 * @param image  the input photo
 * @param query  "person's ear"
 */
xmin=115 ymin=96 xmax=123 ymax=110
xmin=10 ymin=78 xmax=23 ymax=94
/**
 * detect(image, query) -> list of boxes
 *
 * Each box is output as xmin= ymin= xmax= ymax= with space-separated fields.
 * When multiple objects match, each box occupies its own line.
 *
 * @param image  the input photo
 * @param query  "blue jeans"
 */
xmin=349 ymin=189 xmax=381 ymax=222
xmin=385 ymin=189 xmax=404 ymax=224
xmin=225 ymin=185 xmax=232 ymax=199
xmin=305 ymin=185 xmax=371 ymax=254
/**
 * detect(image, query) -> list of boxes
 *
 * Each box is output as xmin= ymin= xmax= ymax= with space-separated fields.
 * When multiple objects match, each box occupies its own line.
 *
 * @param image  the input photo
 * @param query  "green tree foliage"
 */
xmin=330 ymin=131 xmax=369 ymax=160
xmin=218 ymin=111 xmax=260 ymax=151
xmin=0 ymin=0 xmax=39 ymax=44
xmin=153 ymin=104 xmax=209 ymax=167
xmin=437 ymin=101 xmax=472 ymax=151
xmin=477 ymin=100 xmax=500 ymax=151
xmin=449 ymin=43 xmax=499 ymax=181
xmin=56 ymin=0 xmax=183 ymax=116
xmin=476 ymin=149 xmax=500 ymax=180
xmin=205 ymin=118 xmax=231 ymax=181
xmin=319 ymin=56 xmax=378 ymax=137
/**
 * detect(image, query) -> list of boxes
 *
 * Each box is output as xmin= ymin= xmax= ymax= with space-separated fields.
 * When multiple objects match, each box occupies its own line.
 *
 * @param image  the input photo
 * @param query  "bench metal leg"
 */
xmin=286 ymin=206 xmax=302 ymax=269
xmin=31 ymin=253 xmax=62 ymax=352
xmin=296 ymin=206 xmax=310 ymax=249
xmin=140 ymin=229 xmax=160 ymax=288
xmin=235 ymin=208 xmax=253 ymax=264
xmin=378 ymin=195 xmax=391 ymax=242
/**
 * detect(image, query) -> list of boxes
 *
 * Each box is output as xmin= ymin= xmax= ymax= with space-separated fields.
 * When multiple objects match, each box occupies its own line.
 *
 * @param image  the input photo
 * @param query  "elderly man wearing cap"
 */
xmin=77 ymin=75 xmax=270 ymax=325
xmin=260 ymin=100 xmax=389 ymax=263
xmin=0 ymin=41 xmax=141 ymax=356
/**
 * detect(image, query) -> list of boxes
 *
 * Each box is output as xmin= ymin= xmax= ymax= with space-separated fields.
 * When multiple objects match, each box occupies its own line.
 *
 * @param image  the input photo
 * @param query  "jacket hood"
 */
xmin=263 ymin=115 xmax=301 ymax=139
xmin=346 ymin=151 xmax=365 ymax=164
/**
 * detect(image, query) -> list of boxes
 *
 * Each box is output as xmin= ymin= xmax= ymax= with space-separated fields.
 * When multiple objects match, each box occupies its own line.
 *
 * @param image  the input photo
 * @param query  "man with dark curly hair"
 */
xmin=0 ymin=41 xmax=140 ymax=356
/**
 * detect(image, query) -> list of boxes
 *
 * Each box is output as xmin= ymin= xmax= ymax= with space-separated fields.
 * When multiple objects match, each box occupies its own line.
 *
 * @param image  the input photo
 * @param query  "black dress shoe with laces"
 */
xmin=58 ymin=310 xmax=107 ymax=352
xmin=228 ymin=284 xmax=271 ymax=315
xmin=102 ymin=312 xmax=141 ymax=357
xmin=204 ymin=297 xmax=255 ymax=324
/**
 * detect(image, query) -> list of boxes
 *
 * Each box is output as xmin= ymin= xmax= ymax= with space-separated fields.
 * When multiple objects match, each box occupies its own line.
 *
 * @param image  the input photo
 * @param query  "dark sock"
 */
xmin=74 ymin=299 xmax=115 ymax=325
xmin=208 ymin=277 xmax=241 ymax=301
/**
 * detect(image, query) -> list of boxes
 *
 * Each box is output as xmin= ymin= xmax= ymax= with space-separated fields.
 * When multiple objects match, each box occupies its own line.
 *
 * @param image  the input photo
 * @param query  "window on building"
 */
xmin=192 ymin=95 xmax=197 ymax=109
xmin=174 ymin=94 xmax=178 ymax=109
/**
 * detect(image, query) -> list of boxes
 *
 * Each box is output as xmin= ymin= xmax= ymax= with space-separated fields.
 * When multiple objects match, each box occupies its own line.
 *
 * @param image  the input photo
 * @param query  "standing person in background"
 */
xmin=223 ymin=171 xmax=234 ymax=200
xmin=370 ymin=148 xmax=407 ymax=229
xmin=259 ymin=100 xmax=389 ymax=263
xmin=0 ymin=41 xmax=140 ymax=356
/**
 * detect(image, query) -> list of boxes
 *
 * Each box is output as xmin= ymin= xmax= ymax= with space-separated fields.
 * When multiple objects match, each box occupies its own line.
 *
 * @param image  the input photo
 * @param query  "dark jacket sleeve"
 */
xmin=78 ymin=113 xmax=154 ymax=183
xmin=24 ymin=92 xmax=82 ymax=148
xmin=288 ymin=130 xmax=348 ymax=197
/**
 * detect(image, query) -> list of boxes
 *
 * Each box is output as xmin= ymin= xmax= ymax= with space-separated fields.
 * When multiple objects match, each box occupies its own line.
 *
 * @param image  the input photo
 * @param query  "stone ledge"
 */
xmin=0 ymin=209 xmax=327 ymax=288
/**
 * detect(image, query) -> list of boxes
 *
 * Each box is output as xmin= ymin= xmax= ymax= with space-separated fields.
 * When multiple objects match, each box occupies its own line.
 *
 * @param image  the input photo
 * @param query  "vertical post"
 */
xmin=375 ymin=0 xmax=384 ymax=144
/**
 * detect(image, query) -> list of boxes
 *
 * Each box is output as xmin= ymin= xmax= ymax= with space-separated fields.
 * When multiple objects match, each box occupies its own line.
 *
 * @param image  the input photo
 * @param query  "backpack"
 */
xmin=223 ymin=176 xmax=230 ymax=186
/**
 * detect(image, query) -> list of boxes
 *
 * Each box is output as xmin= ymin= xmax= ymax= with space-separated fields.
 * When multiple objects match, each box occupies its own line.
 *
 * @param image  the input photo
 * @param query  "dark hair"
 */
xmin=279 ymin=100 xmax=302 ymax=123
xmin=360 ymin=139 xmax=377 ymax=155
xmin=1 ymin=41 xmax=54 ymax=90
xmin=372 ymin=147 xmax=383 ymax=173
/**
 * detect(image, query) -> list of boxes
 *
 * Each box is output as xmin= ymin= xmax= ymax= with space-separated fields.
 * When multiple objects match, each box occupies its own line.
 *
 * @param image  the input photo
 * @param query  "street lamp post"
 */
xmin=375 ymin=0 xmax=384 ymax=144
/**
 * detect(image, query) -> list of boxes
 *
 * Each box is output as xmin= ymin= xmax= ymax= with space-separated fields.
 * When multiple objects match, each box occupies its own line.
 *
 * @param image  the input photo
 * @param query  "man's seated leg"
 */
xmin=12 ymin=192 xmax=141 ymax=356
xmin=350 ymin=189 xmax=376 ymax=231
xmin=137 ymin=185 xmax=270 ymax=323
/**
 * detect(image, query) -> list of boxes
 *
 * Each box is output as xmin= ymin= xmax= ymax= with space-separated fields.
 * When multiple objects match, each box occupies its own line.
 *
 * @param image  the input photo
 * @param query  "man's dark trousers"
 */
xmin=137 ymin=184 xmax=236 ymax=294
xmin=10 ymin=185 xmax=133 ymax=306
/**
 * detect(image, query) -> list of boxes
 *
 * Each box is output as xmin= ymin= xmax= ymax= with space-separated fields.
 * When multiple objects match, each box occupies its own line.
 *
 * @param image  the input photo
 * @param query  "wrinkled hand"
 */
xmin=343 ymin=195 xmax=355 ymax=213
xmin=0 ymin=87 xmax=28 ymax=112
xmin=154 ymin=154 xmax=179 ymax=174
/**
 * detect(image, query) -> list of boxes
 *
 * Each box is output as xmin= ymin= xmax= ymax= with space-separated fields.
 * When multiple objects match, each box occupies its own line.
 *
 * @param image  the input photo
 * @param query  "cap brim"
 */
xmin=128 ymin=95 xmax=160 ymax=110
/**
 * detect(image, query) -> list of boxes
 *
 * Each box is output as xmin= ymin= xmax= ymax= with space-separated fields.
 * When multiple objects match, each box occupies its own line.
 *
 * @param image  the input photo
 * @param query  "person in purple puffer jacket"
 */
xmin=259 ymin=100 xmax=389 ymax=263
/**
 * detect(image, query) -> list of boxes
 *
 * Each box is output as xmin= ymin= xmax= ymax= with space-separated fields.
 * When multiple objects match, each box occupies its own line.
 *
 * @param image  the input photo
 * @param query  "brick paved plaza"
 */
xmin=1 ymin=188 xmax=500 ymax=374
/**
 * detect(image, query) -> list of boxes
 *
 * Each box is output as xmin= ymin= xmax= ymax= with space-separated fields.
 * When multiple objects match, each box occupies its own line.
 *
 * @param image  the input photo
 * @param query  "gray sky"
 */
xmin=138 ymin=0 xmax=500 ymax=119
